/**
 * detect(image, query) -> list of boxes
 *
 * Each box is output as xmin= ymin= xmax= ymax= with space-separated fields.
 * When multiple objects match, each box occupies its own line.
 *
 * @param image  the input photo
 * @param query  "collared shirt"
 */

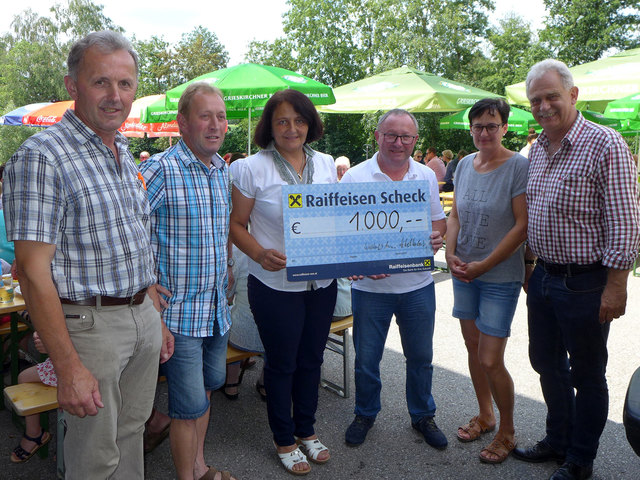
xmin=426 ymin=156 xmax=446 ymax=182
xmin=527 ymin=112 xmax=640 ymax=269
xmin=340 ymin=152 xmax=446 ymax=294
xmin=232 ymin=145 xmax=337 ymax=292
xmin=140 ymin=140 xmax=231 ymax=337
xmin=3 ymin=110 xmax=155 ymax=300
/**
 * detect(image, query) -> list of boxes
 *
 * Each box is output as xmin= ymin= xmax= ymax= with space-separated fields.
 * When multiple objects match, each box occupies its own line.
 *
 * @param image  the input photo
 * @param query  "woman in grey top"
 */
xmin=445 ymin=98 xmax=529 ymax=464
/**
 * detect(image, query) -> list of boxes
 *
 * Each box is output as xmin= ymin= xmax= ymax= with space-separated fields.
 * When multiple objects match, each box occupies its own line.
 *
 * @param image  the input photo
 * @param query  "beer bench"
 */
xmin=321 ymin=315 xmax=354 ymax=398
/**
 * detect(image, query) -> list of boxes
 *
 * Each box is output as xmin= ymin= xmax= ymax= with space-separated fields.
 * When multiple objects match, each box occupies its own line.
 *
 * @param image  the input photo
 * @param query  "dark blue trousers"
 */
xmin=527 ymin=264 xmax=609 ymax=467
xmin=248 ymin=275 xmax=337 ymax=446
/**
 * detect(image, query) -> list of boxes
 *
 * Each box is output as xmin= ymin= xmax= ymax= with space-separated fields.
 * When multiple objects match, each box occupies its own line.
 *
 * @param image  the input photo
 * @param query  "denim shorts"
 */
xmin=164 ymin=331 xmax=229 ymax=419
xmin=451 ymin=277 xmax=521 ymax=338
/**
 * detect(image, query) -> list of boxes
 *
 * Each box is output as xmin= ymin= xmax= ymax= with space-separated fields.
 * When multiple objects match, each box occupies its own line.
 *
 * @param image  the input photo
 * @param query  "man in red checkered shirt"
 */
xmin=512 ymin=59 xmax=640 ymax=480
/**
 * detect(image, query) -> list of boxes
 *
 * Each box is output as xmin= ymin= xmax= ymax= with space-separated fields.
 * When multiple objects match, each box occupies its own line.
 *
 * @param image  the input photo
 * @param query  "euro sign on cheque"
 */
xmin=282 ymin=180 xmax=434 ymax=281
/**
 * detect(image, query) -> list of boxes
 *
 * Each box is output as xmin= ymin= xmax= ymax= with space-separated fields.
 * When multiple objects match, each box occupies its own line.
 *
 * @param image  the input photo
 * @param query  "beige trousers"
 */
xmin=61 ymin=295 xmax=162 ymax=480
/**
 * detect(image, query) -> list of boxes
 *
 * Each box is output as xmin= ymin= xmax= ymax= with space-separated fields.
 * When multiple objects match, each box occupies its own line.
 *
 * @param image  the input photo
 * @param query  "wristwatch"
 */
xmin=227 ymin=258 xmax=235 ymax=267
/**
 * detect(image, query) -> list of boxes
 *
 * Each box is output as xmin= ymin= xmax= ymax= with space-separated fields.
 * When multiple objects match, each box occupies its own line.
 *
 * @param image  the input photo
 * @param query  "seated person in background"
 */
xmin=425 ymin=147 xmax=446 ymax=182
xmin=442 ymin=150 xmax=467 ymax=192
xmin=335 ymin=156 xmax=351 ymax=181
xmin=10 ymin=332 xmax=55 ymax=464
xmin=223 ymin=243 xmax=266 ymax=401
xmin=519 ymin=129 xmax=538 ymax=158
xmin=440 ymin=150 xmax=454 ymax=191
xmin=333 ymin=278 xmax=352 ymax=319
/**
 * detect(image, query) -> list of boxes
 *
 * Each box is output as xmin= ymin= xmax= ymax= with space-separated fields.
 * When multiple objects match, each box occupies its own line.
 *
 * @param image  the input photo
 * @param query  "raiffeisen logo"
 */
xmin=440 ymin=81 xmax=470 ymax=93
xmin=283 ymin=75 xmax=308 ymax=84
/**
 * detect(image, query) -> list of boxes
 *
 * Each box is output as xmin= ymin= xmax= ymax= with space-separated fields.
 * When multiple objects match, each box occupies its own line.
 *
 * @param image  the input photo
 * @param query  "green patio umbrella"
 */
xmin=506 ymin=48 xmax=640 ymax=112
xmin=143 ymin=63 xmax=336 ymax=153
xmin=581 ymin=110 xmax=622 ymax=128
xmin=316 ymin=66 xmax=502 ymax=114
xmin=439 ymin=106 xmax=537 ymax=134
xmin=604 ymin=92 xmax=640 ymax=119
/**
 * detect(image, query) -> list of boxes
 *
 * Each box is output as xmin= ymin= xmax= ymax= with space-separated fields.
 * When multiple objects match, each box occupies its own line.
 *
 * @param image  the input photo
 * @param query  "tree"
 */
xmin=245 ymin=38 xmax=298 ymax=72
xmin=244 ymin=0 xmax=498 ymax=162
xmin=470 ymin=15 xmax=551 ymax=95
xmin=174 ymin=26 xmax=229 ymax=85
xmin=134 ymin=36 xmax=177 ymax=97
xmin=0 ymin=0 xmax=124 ymax=162
xmin=135 ymin=26 xmax=229 ymax=96
xmin=540 ymin=0 xmax=640 ymax=65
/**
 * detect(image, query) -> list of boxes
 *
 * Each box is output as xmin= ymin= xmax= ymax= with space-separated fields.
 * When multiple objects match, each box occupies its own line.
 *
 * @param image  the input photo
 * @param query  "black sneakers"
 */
xmin=412 ymin=416 xmax=448 ymax=450
xmin=345 ymin=415 xmax=375 ymax=447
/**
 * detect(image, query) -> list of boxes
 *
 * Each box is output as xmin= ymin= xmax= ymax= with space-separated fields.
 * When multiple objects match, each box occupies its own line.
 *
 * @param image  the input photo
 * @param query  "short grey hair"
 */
xmin=178 ymin=82 xmax=225 ymax=117
xmin=67 ymin=31 xmax=138 ymax=80
xmin=526 ymin=59 xmax=574 ymax=95
xmin=377 ymin=109 xmax=419 ymax=132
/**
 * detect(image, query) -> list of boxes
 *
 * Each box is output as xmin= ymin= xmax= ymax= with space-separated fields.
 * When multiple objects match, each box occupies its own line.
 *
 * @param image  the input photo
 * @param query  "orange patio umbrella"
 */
xmin=22 ymin=96 xmax=180 ymax=138
xmin=22 ymin=101 xmax=74 ymax=126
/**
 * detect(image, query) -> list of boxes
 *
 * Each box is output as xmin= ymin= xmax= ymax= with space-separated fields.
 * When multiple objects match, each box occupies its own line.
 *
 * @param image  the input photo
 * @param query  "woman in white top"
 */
xmin=230 ymin=89 xmax=337 ymax=476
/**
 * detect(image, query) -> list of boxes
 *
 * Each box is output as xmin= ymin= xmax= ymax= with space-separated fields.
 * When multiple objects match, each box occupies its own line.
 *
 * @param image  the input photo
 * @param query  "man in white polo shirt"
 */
xmin=341 ymin=108 xmax=448 ymax=450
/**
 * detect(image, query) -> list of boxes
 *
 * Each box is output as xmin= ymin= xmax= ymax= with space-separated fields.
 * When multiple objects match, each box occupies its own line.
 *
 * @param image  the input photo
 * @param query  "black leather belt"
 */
xmin=60 ymin=288 xmax=148 ymax=307
xmin=537 ymin=259 xmax=604 ymax=276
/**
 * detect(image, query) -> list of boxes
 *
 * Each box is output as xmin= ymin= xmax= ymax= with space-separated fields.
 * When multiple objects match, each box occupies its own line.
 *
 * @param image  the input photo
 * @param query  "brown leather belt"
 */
xmin=60 ymin=288 xmax=148 ymax=307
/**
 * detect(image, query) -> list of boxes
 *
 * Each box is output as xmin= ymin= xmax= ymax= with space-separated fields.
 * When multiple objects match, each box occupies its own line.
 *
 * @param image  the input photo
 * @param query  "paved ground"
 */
xmin=2 ymin=263 xmax=640 ymax=479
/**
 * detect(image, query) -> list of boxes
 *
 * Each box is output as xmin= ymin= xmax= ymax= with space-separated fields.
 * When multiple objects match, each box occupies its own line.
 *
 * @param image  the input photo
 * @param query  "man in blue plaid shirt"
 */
xmin=140 ymin=82 xmax=236 ymax=480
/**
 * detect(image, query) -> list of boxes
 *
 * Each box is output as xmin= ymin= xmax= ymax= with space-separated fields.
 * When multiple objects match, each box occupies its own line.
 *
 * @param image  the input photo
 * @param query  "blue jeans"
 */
xmin=527 ymin=264 xmax=609 ymax=466
xmin=352 ymin=284 xmax=436 ymax=423
xmin=248 ymin=276 xmax=337 ymax=447
xmin=164 ymin=331 xmax=229 ymax=419
xmin=452 ymin=277 xmax=521 ymax=338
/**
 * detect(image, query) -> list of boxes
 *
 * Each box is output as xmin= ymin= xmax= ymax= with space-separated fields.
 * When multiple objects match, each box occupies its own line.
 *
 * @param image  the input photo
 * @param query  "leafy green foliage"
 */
xmin=135 ymin=26 xmax=229 ymax=97
xmin=540 ymin=0 xmax=640 ymax=65
xmin=470 ymin=15 xmax=551 ymax=95
xmin=1 ymin=0 xmax=640 ymax=164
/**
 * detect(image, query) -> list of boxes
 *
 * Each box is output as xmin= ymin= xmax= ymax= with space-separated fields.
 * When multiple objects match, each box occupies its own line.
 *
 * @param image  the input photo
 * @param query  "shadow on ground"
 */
xmin=3 ymin=343 xmax=638 ymax=479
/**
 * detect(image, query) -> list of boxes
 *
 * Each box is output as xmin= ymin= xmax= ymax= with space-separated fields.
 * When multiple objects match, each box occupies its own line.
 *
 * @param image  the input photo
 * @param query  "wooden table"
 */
xmin=0 ymin=294 xmax=28 ymax=408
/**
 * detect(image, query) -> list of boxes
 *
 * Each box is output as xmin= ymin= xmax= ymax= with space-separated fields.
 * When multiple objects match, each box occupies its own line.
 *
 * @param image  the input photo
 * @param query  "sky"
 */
xmin=1 ymin=0 xmax=547 ymax=66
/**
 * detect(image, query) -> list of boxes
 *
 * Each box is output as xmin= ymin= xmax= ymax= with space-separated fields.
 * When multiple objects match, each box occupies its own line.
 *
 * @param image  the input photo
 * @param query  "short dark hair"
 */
xmin=469 ymin=98 xmax=510 ymax=124
xmin=254 ymin=90 xmax=323 ymax=148
xmin=426 ymin=147 xmax=437 ymax=155
xmin=457 ymin=149 xmax=468 ymax=159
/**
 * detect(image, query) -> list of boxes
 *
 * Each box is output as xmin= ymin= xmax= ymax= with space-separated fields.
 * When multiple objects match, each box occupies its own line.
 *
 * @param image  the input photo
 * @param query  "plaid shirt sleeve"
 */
xmin=3 ymin=146 xmax=64 ymax=245
xmin=139 ymin=157 xmax=166 ymax=214
xmin=601 ymin=134 xmax=640 ymax=269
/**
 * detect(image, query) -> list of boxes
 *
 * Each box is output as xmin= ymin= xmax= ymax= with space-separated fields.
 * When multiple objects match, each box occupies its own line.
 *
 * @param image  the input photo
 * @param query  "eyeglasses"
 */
xmin=381 ymin=133 xmax=418 ymax=145
xmin=470 ymin=123 xmax=504 ymax=134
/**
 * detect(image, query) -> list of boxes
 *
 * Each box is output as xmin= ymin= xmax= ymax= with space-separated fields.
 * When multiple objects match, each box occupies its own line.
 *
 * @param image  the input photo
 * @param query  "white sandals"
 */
xmin=276 ymin=445 xmax=311 ymax=476
xmin=296 ymin=437 xmax=330 ymax=464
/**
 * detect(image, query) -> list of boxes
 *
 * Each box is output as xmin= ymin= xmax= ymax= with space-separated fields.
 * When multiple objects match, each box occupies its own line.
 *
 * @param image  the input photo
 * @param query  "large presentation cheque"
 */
xmin=282 ymin=180 xmax=434 ymax=281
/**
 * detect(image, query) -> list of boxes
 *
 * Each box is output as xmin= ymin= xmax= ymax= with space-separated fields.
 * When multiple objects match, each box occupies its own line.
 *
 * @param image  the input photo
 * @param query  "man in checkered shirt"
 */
xmin=3 ymin=31 xmax=174 ymax=478
xmin=513 ymin=59 xmax=640 ymax=480
xmin=140 ymin=82 xmax=236 ymax=480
